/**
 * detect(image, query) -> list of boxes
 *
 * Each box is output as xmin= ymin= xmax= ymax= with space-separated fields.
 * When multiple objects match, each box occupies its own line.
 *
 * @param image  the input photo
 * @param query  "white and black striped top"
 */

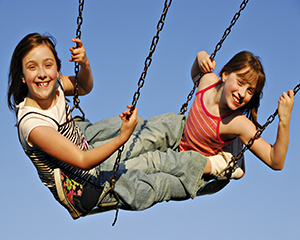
xmin=16 ymin=81 xmax=92 ymax=202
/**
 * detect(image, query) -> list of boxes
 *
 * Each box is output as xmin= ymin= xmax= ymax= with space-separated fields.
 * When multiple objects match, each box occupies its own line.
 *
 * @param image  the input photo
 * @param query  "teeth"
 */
xmin=233 ymin=96 xmax=240 ymax=104
xmin=38 ymin=82 xmax=48 ymax=87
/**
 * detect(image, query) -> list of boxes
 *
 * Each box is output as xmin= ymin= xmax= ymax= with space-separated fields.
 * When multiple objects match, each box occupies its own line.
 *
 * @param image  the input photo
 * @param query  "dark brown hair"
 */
xmin=7 ymin=33 xmax=61 ymax=110
xmin=219 ymin=51 xmax=266 ymax=128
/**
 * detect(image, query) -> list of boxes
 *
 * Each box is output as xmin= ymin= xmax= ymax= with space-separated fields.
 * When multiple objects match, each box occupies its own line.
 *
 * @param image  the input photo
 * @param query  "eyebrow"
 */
xmin=25 ymin=58 xmax=55 ymax=66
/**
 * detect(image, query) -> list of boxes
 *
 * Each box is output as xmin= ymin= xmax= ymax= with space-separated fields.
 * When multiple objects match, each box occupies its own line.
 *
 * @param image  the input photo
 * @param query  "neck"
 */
xmin=204 ymin=82 xmax=224 ymax=116
xmin=215 ymin=83 xmax=233 ymax=115
xmin=25 ymin=90 xmax=59 ymax=110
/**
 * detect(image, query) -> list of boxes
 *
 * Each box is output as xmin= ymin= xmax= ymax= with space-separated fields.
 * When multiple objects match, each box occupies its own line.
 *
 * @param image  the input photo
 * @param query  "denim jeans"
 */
xmin=76 ymin=112 xmax=207 ymax=211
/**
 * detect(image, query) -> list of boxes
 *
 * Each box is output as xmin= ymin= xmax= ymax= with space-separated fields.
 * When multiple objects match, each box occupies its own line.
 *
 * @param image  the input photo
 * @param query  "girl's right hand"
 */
xmin=197 ymin=51 xmax=216 ymax=73
xmin=119 ymin=105 xmax=138 ymax=140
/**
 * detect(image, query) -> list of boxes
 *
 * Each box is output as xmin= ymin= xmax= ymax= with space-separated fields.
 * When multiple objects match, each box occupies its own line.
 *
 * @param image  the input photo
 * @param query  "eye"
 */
xmin=237 ymin=79 xmax=243 ymax=85
xmin=45 ymin=62 xmax=53 ymax=68
xmin=28 ymin=64 xmax=36 ymax=70
xmin=247 ymin=88 xmax=255 ymax=95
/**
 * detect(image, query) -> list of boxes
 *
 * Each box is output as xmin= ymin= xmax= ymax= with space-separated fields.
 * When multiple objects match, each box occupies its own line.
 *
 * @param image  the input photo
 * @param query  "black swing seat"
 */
xmin=54 ymin=168 xmax=121 ymax=220
xmin=197 ymin=177 xmax=230 ymax=196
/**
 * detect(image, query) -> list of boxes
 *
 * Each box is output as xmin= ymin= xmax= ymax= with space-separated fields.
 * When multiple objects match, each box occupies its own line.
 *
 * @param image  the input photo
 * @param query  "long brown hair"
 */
xmin=219 ymin=51 xmax=266 ymax=128
xmin=7 ymin=33 xmax=61 ymax=111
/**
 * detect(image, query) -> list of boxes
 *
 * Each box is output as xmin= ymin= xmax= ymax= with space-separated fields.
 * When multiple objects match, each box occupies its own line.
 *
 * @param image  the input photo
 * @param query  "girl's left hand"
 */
xmin=197 ymin=51 xmax=216 ymax=73
xmin=119 ymin=105 xmax=138 ymax=140
xmin=119 ymin=105 xmax=137 ymax=121
xmin=278 ymin=90 xmax=294 ymax=123
xmin=69 ymin=38 xmax=88 ymax=68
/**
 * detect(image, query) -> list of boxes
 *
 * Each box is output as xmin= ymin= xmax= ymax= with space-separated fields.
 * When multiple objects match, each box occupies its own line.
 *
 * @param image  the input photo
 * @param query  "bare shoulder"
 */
xmin=222 ymin=112 xmax=258 ymax=144
xmin=197 ymin=72 xmax=220 ymax=91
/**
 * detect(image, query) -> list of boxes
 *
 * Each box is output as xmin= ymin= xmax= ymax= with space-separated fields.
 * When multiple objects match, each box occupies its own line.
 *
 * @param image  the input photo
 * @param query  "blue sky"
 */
xmin=0 ymin=1 xmax=299 ymax=239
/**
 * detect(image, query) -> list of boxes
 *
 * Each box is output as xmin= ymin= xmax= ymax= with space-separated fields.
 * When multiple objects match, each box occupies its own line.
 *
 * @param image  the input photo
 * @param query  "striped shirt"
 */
xmin=179 ymin=81 xmax=234 ymax=156
xmin=16 ymin=80 xmax=92 ymax=202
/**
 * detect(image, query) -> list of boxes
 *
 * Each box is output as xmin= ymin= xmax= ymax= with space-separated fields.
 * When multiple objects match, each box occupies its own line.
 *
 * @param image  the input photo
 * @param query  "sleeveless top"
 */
xmin=16 ymin=80 xmax=92 ymax=202
xmin=179 ymin=81 xmax=235 ymax=156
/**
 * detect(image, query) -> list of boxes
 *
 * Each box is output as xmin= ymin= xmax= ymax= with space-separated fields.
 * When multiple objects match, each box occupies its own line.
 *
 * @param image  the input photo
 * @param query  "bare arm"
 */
xmin=28 ymin=107 xmax=138 ymax=170
xmin=226 ymin=90 xmax=294 ymax=170
xmin=60 ymin=38 xmax=93 ymax=96
xmin=268 ymin=90 xmax=294 ymax=169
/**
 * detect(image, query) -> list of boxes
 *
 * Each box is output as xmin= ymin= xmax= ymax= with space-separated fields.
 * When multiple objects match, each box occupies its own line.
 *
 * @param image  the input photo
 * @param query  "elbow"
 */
xmin=78 ymin=161 xmax=92 ymax=170
xmin=76 ymin=156 xmax=95 ymax=171
xmin=78 ymin=163 xmax=94 ymax=171
xmin=268 ymin=149 xmax=286 ymax=171
xmin=85 ymin=82 xmax=93 ymax=94
xmin=80 ymin=82 xmax=93 ymax=96
xmin=78 ymin=159 xmax=95 ymax=171
xmin=270 ymin=164 xmax=284 ymax=171
xmin=272 ymin=167 xmax=283 ymax=171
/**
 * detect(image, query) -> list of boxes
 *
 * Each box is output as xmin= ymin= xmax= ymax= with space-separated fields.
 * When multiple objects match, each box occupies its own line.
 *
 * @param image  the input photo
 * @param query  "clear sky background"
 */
xmin=0 ymin=1 xmax=299 ymax=239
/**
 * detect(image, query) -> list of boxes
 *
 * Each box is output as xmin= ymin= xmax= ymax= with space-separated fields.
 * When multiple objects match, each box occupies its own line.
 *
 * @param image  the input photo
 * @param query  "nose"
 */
xmin=38 ymin=67 xmax=47 ymax=80
xmin=238 ymin=86 xmax=247 ymax=98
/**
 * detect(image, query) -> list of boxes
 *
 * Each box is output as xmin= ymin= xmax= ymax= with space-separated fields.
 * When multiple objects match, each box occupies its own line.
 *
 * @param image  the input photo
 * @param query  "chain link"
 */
xmin=109 ymin=0 xmax=172 ymax=197
xmin=107 ymin=1 xmax=172 ymax=225
xmin=71 ymin=0 xmax=85 ymax=120
xmin=294 ymin=83 xmax=300 ymax=95
xmin=179 ymin=0 xmax=249 ymax=115
xmin=129 ymin=0 xmax=172 ymax=114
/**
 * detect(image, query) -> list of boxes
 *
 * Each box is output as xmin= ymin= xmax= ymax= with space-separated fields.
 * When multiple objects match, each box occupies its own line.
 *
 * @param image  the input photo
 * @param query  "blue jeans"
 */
xmin=76 ymin=112 xmax=207 ymax=210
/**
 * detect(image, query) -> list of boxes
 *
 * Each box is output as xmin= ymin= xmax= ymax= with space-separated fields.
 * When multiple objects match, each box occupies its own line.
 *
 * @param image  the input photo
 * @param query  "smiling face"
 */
xmin=218 ymin=51 xmax=265 ymax=127
xmin=21 ymin=44 xmax=59 ymax=108
xmin=220 ymin=68 xmax=257 ymax=111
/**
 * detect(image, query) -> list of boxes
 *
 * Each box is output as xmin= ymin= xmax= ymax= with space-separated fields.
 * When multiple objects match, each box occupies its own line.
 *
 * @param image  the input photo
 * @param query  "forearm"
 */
xmin=191 ymin=57 xmax=201 ymax=82
xmin=78 ymin=58 xmax=93 ymax=95
xmin=79 ymin=134 xmax=127 ymax=170
xmin=270 ymin=120 xmax=290 ymax=170
xmin=268 ymin=90 xmax=294 ymax=170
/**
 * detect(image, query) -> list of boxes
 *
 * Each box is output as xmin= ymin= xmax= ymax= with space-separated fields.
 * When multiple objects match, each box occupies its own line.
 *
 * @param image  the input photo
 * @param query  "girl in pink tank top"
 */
xmin=179 ymin=81 xmax=235 ymax=156
xmin=180 ymin=50 xmax=294 ymax=176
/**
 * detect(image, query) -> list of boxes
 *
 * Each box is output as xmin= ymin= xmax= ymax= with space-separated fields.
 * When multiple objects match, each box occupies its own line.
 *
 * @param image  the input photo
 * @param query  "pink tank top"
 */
xmin=179 ymin=81 xmax=234 ymax=156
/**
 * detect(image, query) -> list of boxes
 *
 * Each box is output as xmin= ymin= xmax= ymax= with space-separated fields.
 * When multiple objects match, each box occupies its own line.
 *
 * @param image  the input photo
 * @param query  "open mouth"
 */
xmin=36 ymin=81 xmax=50 ymax=88
xmin=232 ymin=95 xmax=241 ymax=106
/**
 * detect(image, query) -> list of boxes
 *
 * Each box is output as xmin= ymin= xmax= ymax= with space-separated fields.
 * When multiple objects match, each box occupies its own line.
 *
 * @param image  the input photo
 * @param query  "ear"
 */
xmin=21 ymin=76 xmax=26 ymax=84
xmin=222 ymin=72 xmax=228 ymax=82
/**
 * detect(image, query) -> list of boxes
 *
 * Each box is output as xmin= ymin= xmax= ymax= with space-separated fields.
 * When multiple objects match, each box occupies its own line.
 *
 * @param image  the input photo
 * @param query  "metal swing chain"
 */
xmin=109 ymin=0 xmax=173 ymax=190
xmin=71 ymin=0 xmax=85 ymax=120
xmin=219 ymin=83 xmax=300 ymax=179
xmin=129 ymin=0 xmax=173 ymax=114
xmin=179 ymin=0 xmax=249 ymax=115
xmin=108 ymin=1 xmax=172 ymax=225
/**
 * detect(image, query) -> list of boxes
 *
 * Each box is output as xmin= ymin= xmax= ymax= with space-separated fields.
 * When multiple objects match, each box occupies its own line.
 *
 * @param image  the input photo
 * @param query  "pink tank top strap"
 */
xmin=221 ymin=110 xmax=235 ymax=118
xmin=196 ymin=80 xmax=222 ymax=96
xmin=196 ymin=80 xmax=235 ymax=118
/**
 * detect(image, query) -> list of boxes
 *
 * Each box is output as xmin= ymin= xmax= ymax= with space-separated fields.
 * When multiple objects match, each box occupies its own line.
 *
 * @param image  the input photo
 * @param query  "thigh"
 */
xmin=108 ymin=148 xmax=207 ymax=198
xmin=122 ymin=112 xmax=186 ymax=160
